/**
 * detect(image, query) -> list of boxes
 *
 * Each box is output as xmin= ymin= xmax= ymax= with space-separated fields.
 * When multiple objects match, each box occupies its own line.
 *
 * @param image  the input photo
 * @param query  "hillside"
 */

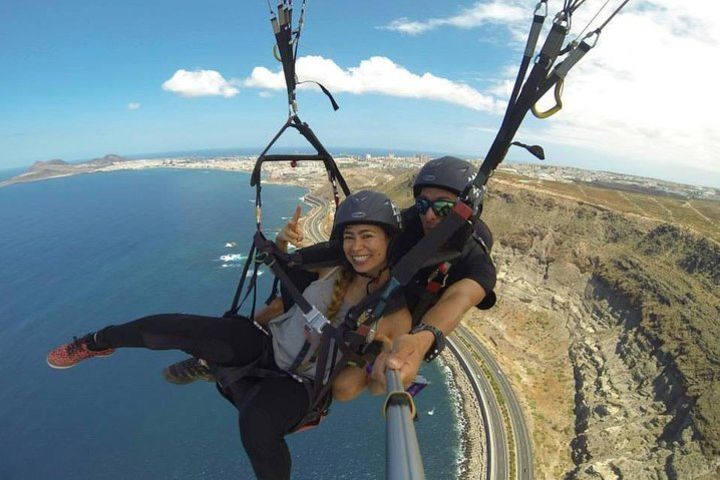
xmin=366 ymin=169 xmax=720 ymax=479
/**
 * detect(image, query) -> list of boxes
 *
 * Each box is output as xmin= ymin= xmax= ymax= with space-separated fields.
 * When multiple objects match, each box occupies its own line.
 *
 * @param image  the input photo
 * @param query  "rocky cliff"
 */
xmin=476 ymin=181 xmax=720 ymax=479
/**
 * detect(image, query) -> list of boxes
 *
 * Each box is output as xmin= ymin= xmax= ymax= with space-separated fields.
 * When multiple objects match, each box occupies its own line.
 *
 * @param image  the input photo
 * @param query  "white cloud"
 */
xmin=258 ymin=91 xmax=274 ymax=98
xmin=127 ymin=102 xmax=141 ymax=110
xmin=540 ymin=2 xmax=720 ymax=177
xmin=162 ymin=69 xmax=239 ymax=98
xmin=386 ymin=1 xmax=720 ymax=182
xmin=382 ymin=1 xmax=527 ymax=35
xmin=244 ymin=55 xmax=503 ymax=113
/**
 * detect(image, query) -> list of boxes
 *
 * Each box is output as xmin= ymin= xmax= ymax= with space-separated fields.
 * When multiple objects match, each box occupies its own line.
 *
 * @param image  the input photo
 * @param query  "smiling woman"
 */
xmin=45 ymin=187 xmax=413 ymax=480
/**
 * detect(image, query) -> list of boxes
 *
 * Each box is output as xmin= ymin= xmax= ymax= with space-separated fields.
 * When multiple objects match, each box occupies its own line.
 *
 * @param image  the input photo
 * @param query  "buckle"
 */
xmin=303 ymin=307 xmax=329 ymax=333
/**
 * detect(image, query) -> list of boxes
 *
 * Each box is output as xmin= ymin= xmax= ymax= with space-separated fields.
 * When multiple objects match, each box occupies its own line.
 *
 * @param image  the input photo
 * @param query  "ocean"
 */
xmin=0 ymin=169 xmax=461 ymax=479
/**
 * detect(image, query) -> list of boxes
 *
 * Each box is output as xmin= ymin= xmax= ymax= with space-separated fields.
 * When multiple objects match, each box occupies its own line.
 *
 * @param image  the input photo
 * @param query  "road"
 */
xmin=457 ymin=324 xmax=534 ymax=480
xmin=302 ymin=194 xmax=331 ymax=241
xmin=447 ymin=335 xmax=508 ymax=480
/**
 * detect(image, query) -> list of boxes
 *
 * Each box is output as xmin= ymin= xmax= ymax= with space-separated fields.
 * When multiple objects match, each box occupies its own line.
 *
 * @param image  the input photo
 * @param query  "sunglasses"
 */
xmin=415 ymin=197 xmax=456 ymax=217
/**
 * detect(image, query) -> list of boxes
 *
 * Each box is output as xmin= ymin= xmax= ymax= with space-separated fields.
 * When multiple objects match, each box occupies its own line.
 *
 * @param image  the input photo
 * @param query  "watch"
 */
xmin=411 ymin=323 xmax=446 ymax=362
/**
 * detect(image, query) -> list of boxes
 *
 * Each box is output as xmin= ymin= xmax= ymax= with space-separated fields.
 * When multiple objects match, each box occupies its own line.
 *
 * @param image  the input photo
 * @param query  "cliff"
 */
xmin=380 ymin=170 xmax=719 ymax=479
xmin=478 ymin=181 xmax=720 ymax=479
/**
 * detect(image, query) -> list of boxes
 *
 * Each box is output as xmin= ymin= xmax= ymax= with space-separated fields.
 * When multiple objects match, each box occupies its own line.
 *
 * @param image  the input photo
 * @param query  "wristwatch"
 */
xmin=411 ymin=323 xmax=446 ymax=362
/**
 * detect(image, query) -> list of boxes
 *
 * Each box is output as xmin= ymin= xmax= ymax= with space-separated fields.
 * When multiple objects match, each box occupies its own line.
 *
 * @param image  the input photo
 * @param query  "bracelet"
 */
xmin=411 ymin=323 xmax=446 ymax=362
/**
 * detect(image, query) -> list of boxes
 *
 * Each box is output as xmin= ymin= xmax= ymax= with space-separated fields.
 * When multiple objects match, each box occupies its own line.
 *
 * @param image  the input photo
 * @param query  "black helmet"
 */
xmin=333 ymin=190 xmax=402 ymax=237
xmin=413 ymin=156 xmax=475 ymax=198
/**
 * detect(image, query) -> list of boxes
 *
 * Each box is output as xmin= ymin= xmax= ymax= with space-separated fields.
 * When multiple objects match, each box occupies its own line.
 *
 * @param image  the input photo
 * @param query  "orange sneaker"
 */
xmin=47 ymin=335 xmax=115 ymax=369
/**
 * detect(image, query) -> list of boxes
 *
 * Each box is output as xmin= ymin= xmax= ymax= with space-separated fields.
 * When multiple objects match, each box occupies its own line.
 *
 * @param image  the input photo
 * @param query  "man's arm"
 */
xmin=372 ymin=278 xmax=487 ymax=388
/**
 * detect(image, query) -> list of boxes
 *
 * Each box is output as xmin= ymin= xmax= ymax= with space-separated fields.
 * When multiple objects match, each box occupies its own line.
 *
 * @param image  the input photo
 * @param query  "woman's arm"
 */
xmin=332 ymin=307 xmax=412 ymax=401
xmin=275 ymin=205 xmax=305 ymax=253
xmin=253 ymin=297 xmax=285 ymax=327
xmin=276 ymin=204 xmax=335 ymax=277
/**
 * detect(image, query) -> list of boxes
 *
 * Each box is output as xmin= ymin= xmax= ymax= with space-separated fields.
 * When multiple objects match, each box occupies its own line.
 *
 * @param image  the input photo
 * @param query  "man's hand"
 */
xmin=370 ymin=331 xmax=433 ymax=391
xmin=276 ymin=205 xmax=304 ymax=251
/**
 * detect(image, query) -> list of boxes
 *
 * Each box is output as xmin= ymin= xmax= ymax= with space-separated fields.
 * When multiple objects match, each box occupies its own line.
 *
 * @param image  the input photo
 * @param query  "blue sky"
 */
xmin=1 ymin=1 xmax=718 ymax=188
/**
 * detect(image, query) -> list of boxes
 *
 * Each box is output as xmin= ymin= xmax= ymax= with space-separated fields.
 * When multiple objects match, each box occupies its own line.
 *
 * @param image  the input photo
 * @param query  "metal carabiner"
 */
xmin=582 ymin=29 xmax=601 ymax=49
xmin=531 ymin=78 xmax=564 ymax=119
xmin=273 ymin=44 xmax=282 ymax=62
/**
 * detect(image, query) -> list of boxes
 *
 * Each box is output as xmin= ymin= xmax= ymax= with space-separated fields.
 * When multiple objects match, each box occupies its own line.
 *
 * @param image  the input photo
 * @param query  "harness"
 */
xmin=215 ymin=0 xmax=633 ymax=435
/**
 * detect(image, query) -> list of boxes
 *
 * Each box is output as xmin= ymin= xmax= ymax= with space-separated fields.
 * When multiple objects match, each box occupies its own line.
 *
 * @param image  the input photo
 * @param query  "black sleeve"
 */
xmin=382 ymin=286 xmax=408 ymax=315
xmin=447 ymin=241 xmax=497 ymax=310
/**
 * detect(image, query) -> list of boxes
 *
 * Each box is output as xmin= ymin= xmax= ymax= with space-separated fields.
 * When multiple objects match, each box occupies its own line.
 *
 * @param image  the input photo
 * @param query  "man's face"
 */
xmin=416 ymin=186 xmax=458 ymax=235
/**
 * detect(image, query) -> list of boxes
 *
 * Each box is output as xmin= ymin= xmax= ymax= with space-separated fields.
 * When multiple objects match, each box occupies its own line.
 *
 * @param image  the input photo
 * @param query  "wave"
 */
xmin=218 ymin=253 xmax=246 ymax=263
xmin=439 ymin=358 xmax=467 ymax=479
xmin=218 ymin=263 xmax=265 ymax=277
xmin=224 ymin=242 xmax=237 ymax=248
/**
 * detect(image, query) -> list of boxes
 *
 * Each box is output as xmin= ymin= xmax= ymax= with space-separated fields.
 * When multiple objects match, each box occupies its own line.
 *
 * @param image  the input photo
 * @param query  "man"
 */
xmin=164 ymin=156 xmax=497 ymax=390
xmin=371 ymin=156 xmax=496 ymax=389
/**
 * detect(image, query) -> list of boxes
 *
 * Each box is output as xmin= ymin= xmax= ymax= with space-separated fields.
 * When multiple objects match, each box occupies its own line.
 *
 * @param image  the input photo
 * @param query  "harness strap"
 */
xmin=254 ymin=231 xmax=315 ymax=314
xmin=367 ymin=202 xmax=472 ymax=324
xmin=226 ymin=243 xmax=257 ymax=317
xmin=297 ymin=80 xmax=340 ymax=111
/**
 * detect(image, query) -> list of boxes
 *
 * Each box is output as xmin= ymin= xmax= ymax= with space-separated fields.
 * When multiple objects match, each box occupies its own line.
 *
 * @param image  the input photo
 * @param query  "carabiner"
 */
xmin=273 ymin=44 xmax=282 ymax=62
xmin=531 ymin=78 xmax=564 ymax=119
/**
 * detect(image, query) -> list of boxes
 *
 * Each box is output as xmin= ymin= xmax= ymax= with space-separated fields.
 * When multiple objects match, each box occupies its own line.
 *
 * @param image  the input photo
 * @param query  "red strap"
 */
xmin=452 ymin=201 xmax=472 ymax=220
xmin=426 ymin=281 xmax=442 ymax=294
xmin=356 ymin=324 xmax=371 ymax=337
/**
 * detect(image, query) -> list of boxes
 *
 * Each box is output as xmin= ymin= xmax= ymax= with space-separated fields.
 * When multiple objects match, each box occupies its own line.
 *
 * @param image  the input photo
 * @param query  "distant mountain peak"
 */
xmin=29 ymin=159 xmax=69 ymax=171
xmin=88 ymin=154 xmax=127 ymax=165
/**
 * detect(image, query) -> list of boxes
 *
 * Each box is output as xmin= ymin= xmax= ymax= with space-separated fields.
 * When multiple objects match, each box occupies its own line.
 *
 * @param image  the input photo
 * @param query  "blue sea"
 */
xmin=0 ymin=169 xmax=461 ymax=479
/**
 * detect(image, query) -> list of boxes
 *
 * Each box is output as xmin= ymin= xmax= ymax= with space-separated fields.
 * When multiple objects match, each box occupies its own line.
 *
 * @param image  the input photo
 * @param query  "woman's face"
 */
xmin=342 ymin=224 xmax=389 ymax=276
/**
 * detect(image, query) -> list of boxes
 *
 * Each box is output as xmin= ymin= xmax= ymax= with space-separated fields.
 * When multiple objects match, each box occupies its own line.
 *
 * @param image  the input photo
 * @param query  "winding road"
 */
xmin=456 ymin=324 xmax=534 ymax=480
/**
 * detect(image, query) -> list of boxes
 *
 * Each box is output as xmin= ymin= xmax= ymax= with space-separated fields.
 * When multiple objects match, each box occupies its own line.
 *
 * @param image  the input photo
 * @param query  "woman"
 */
xmin=47 ymin=190 xmax=411 ymax=480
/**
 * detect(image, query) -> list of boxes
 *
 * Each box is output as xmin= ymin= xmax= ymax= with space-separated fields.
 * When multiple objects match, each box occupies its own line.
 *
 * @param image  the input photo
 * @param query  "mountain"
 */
xmin=87 ymin=154 xmax=128 ymax=166
xmin=379 ymin=169 xmax=719 ymax=479
xmin=1 ymin=154 xmax=129 ymax=187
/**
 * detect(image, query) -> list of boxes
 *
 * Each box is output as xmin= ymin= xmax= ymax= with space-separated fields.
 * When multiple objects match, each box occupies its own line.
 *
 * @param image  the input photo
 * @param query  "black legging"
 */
xmin=94 ymin=313 xmax=311 ymax=480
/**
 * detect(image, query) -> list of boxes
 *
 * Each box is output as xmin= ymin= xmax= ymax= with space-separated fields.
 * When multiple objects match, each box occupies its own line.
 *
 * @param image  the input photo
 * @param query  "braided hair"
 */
xmin=325 ymin=267 xmax=355 ymax=322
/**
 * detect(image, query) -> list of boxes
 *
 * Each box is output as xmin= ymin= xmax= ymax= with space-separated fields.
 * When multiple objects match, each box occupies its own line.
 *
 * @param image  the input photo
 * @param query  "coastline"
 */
xmin=440 ymin=350 xmax=487 ymax=479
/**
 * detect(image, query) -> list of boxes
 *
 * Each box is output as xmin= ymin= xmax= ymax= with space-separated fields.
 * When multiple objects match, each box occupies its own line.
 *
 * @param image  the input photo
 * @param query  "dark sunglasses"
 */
xmin=415 ymin=197 xmax=456 ymax=217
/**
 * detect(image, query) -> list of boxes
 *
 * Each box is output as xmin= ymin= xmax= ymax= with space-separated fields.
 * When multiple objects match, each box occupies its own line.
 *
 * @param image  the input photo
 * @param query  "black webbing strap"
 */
xmin=508 ymin=1 xmax=548 ymax=111
xmin=470 ymin=0 xmax=633 ymax=192
xmin=297 ymin=80 xmax=340 ymax=111
xmin=271 ymin=1 xmax=298 ymax=111
xmin=390 ymin=203 xmax=472 ymax=286
xmin=287 ymin=240 xmax=343 ymax=269
xmin=253 ymin=231 xmax=314 ymax=315
xmin=370 ymin=201 xmax=473 ymax=319
xmin=310 ymin=326 xmax=367 ymax=406
xmin=249 ymin=115 xmax=350 ymax=208
xmin=225 ymin=242 xmax=257 ymax=317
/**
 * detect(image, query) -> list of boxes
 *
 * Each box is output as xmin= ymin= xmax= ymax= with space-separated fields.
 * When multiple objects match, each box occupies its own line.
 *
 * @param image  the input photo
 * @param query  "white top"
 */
xmin=268 ymin=268 xmax=351 ymax=379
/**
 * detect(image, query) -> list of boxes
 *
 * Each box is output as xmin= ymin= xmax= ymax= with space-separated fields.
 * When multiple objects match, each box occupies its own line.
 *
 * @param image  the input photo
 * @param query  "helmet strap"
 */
xmin=357 ymin=265 xmax=390 ymax=294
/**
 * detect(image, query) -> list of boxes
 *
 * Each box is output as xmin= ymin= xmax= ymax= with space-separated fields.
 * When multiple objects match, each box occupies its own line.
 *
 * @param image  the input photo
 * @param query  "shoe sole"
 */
xmin=162 ymin=371 xmax=214 ymax=384
xmin=46 ymin=351 xmax=115 ymax=370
